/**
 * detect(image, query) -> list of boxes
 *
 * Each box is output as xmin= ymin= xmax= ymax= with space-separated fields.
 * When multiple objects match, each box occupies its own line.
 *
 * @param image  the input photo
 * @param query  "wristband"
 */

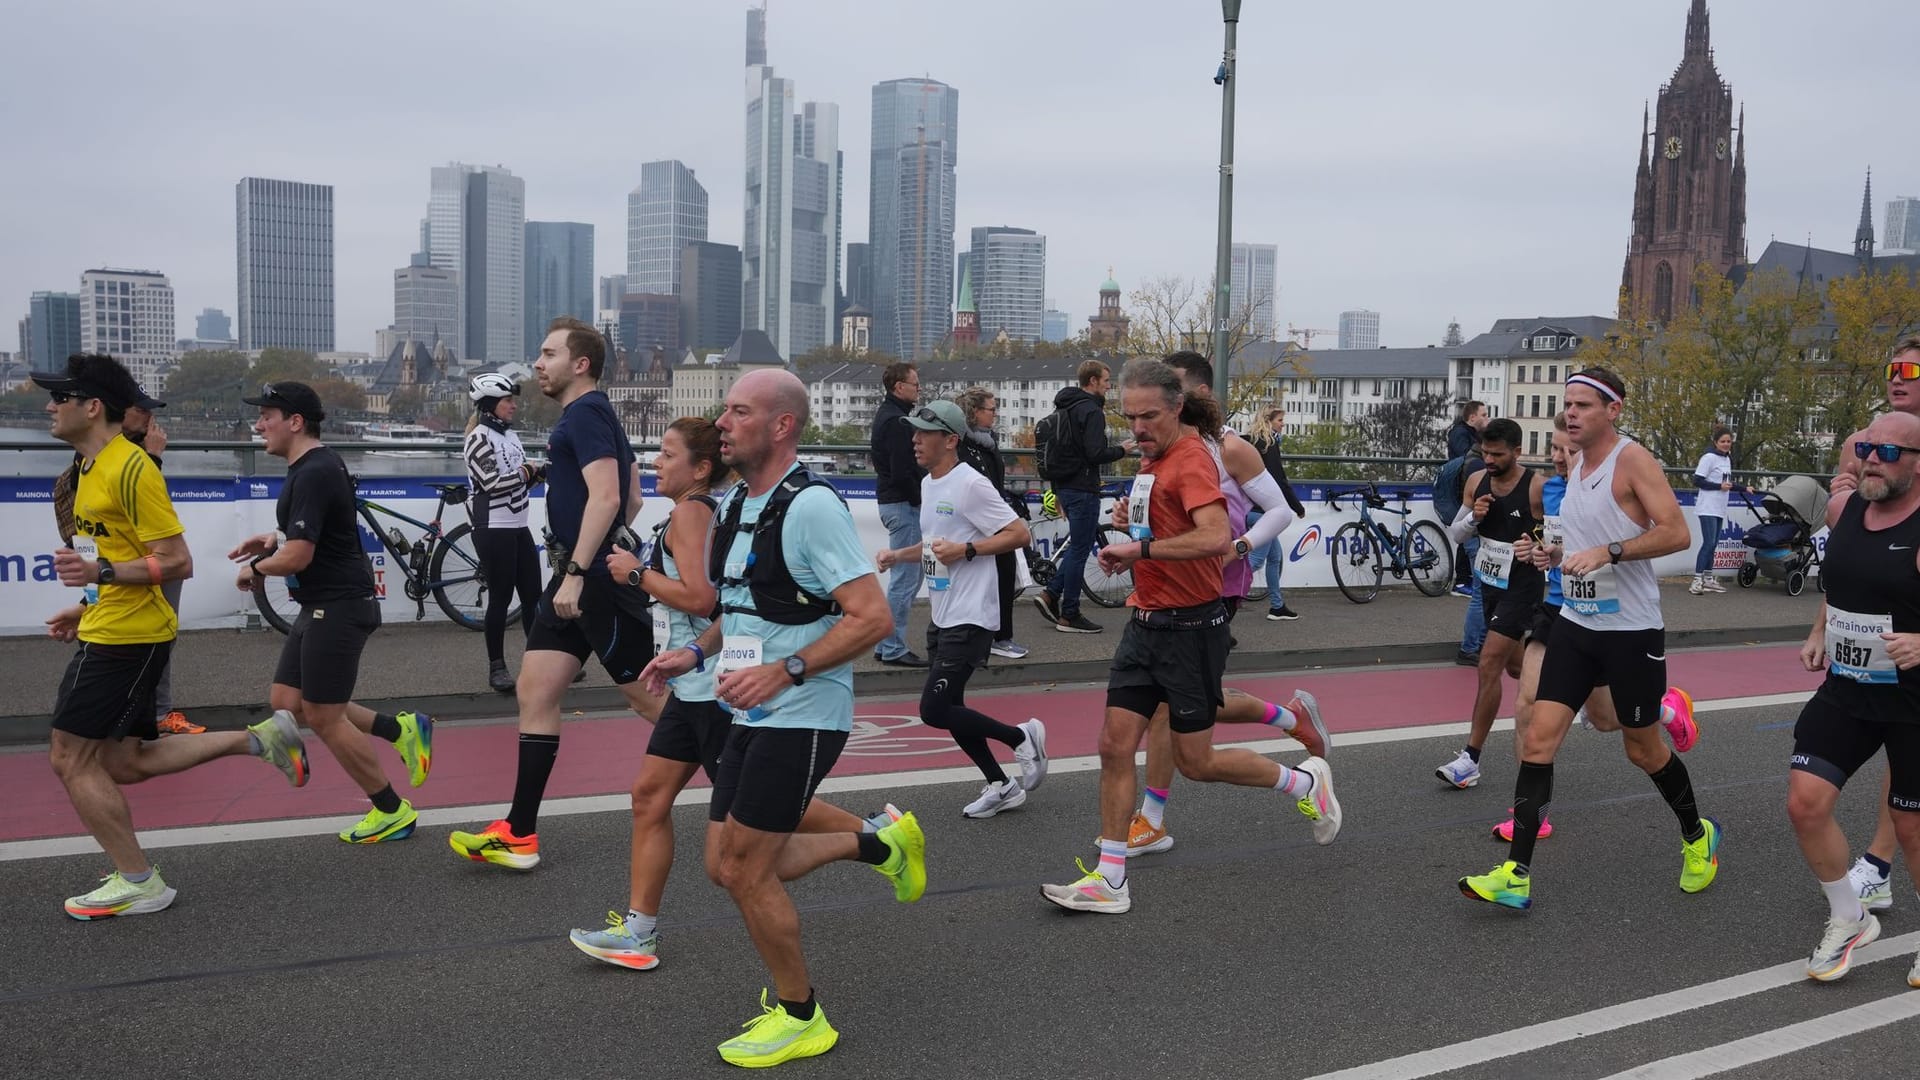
xmin=1140 ymin=538 xmax=1153 ymax=560
xmin=143 ymin=553 xmax=162 ymax=584
xmin=687 ymin=643 xmax=706 ymax=673
xmin=250 ymin=554 xmax=269 ymax=574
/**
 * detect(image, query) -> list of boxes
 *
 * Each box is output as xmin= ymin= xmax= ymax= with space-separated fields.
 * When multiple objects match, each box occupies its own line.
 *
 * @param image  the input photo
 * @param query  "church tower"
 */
xmin=1621 ymin=0 xmax=1747 ymax=322
xmin=951 ymin=265 xmax=979 ymax=348
xmin=1086 ymin=269 xmax=1130 ymax=348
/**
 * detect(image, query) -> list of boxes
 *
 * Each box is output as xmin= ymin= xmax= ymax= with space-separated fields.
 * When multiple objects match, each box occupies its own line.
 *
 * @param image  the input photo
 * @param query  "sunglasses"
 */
xmin=913 ymin=408 xmax=960 ymax=435
xmin=48 ymin=390 xmax=93 ymax=405
xmin=1887 ymin=361 xmax=1920 ymax=382
xmin=1853 ymin=441 xmax=1920 ymax=463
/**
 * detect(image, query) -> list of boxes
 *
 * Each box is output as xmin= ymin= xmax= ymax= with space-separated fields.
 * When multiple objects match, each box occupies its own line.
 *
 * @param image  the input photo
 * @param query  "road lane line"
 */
xmin=1302 ymin=933 xmax=1920 ymax=1080
xmin=1597 ymin=991 xmax=1920 ymax=1079
xmin=0 ymin=691 xmax=1810 ymax=862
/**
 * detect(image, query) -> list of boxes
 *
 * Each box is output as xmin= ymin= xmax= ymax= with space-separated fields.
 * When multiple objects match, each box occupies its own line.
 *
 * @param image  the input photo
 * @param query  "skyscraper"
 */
xmin=196 ymin=308 xmax=233 ymax=342
xmin=845 ymin=241 xmax=871 ymax=310
xmin=598 ymin=275 xmax=629 ymax=314
xmin=425 ymin=163 xmax=525 ymax=365
xmin=1339 ymin=309 xmax=1381 ymax=351
xmin=628 ymin=160 xmax=708 ymax=295
xmin=525 ymin=221 xmax=595 ymax=356
xmin=1230 ymin=241 xmax=1278 ymax=341
xmin=1041 ymin=301 xmax=1070 ymax=344
xmin=969 ymin=226 xmax=1046 ymax=344
xmin=870 ymin=77 xmax=959 ymax=359
xmin=27 ymin=291 xmax=81 ymax=370
xmin=393 ymin=256 xmax=460 ymax=355
xmin=680 ymin=241 xmax=743 ymax=352
xmin=79 ymin=269 xmax=175 ymax=380
xmin=235 ymin=177 xmax=334 ymax=351
xmin=1887 ymin=196 xmax=1920 ymax=255
xmin=742 ymin=9 xmax=840 ymax=359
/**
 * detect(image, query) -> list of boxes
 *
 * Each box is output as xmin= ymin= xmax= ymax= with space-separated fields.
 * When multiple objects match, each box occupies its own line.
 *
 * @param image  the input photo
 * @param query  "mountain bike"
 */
xmin=254 ymin=480 xmax=513 ymax=633
xmin=1024 ymin=481 xmax=1134 ymax=608
xmin=1325 ymin=482 xmax=1453 ymax=604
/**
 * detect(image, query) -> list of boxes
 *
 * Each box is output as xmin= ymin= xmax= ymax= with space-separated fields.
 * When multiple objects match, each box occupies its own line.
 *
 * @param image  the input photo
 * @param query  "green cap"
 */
xmin=905 ymin=400 xmax=967 ymax=437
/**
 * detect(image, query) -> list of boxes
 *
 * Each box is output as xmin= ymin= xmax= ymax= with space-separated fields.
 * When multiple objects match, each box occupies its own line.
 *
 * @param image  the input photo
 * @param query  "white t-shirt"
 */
xmin=919 ymin=461 xmax=1018 ymax=631
xmin=1693 ymin=451 xmax=1732 ymax=519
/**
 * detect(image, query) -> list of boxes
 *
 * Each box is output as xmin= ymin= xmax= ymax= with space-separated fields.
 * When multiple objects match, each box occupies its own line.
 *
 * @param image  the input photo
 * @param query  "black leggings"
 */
xmin=995 ymin=550 xmax=1016 ymax=642
xmin=474 ymin=524 xmax=542 ymax=663
xmin=922 ymin=626 xmax=1025 ymax=784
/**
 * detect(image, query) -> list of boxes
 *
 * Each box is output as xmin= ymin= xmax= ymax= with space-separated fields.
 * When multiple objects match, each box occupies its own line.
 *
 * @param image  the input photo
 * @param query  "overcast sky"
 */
xmin=2 ymin=0 xmax=1911 ymax=355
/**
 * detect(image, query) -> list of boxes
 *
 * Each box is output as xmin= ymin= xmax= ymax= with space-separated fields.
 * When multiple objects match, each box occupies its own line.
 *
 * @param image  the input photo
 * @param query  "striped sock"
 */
xmin=1262 ymin=699 xmax=1295 ymax=729
xmin=1098 ymin=838 xmax=1128 ymax=888
xmin=1140 ymin=786 xmax=1170 ymax=829
xmin=1274 ymin=765 xmax=1312 ymax=797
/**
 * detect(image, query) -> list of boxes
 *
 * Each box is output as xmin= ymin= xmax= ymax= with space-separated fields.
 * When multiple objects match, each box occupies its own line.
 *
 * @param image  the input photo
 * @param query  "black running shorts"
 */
xmin=525 ymin=573 xmax=654 ymax=684
xmin=1482 ymin=582 xmax=1542 ymax=643
xmin=707 ymin=725 xmax=849 ymax=833
xmin=647 ymin=695 xmax=732 ymax=782
xmin=1106 ymin=611 xmax=1230 ymax=735
xmin=273 ymin=597 xmax=380 ymax=705
xmin=1536 ymin=618 xmax=1665 ymax=728
xmin=926 ymin=623 xmax=994 ymax=674
xmin=1524 ymin=601 xmax=1561 ymax=648
xmin=1791 ymin=681 xmax=1920 ymax=809
xmin=50 ymin=640 xmax=173 ymax=741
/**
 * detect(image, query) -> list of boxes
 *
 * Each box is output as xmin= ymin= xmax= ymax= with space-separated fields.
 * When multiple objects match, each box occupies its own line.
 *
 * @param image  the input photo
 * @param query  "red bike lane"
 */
xmin=1 ymin=645 xmax=1819 ymax=844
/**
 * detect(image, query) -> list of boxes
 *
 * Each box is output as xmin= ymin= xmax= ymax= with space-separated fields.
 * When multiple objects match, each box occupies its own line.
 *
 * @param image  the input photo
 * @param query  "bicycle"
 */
xmin=1325 ymin=482 xmax=1453 ymax=604
xmin=254 ymin=479 xmax=514 ymax=634
xmin=1024 ymin=480 xmax=1134 ymax=608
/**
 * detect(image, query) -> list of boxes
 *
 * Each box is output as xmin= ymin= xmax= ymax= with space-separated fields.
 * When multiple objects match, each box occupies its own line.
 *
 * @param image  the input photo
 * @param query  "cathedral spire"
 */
xmin=1856 ymin=167 xmax=1876 ymax=264
xmin=1684 ymin=0 xmax=1710 ymax=61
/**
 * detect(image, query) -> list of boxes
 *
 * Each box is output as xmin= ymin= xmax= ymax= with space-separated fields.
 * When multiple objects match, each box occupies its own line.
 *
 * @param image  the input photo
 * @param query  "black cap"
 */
xmin=30 ymin=370 xmax=132 ymax=410
xmin=242 ymin=381 xmax=326 ymax=422
xmin=131 ymin=387 xmax=166 ymax=411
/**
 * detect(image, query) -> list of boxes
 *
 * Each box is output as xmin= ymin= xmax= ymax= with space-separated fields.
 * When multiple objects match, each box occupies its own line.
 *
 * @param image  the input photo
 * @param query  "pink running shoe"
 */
xmin=1492 ymin=811 xmax=1554 ymax=842
xmin=1662 ymin=687 xmax=1698 ymax=752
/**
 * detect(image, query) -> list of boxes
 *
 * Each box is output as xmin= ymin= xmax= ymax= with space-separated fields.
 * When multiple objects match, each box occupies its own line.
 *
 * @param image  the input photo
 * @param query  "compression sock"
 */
xmin=506 ymin=733 xmax=561 ymax=836
xmin=1648 ymin=754 xmax=1704 ymax=841
xmin=1140 ymin=786 xmax=1169 ymax=829
xmin=1509 ymin=761 xmax=1554 ymax=870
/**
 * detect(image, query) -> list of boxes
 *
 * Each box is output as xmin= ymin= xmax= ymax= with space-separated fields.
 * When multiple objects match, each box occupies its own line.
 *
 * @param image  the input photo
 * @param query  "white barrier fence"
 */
xmin=0 ymin=475 xmax=1817 ymax=637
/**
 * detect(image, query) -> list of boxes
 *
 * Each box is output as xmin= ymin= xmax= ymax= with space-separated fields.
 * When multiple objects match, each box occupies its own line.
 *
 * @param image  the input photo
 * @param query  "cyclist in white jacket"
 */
xmin=465 ymin=371 xmax=544 ymax=693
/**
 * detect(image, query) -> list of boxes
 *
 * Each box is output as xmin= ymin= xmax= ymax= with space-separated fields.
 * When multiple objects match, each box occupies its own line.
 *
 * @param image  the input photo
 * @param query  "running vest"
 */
xmin=649 ymin=494 xmax=719 ymax=702
xmin=1471 ymin=468 xmax=1542 ymax=595
xmin=709 ymin=468 xmax=845 ymax=625
xmin=1818 ymin=495 xmax=1920 ymax=720
xmin=1204 ymin=434 xmax=1253 ymax=599
xmin=1559 ymin=437 xmax=1661 ymax=631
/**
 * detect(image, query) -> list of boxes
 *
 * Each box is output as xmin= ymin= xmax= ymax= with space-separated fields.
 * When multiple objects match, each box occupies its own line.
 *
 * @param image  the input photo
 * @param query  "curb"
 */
xmin=0 ymin=622 xmax=1807 ymax=749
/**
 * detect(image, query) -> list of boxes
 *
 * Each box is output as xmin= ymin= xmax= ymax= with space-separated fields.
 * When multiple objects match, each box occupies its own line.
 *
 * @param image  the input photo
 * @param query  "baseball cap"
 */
xmin=30 ymin=370 xmax=132 ymax=410
xmin=905 ymin=400 xmax=967 ymax=436
xmin=130 ymin=387 xmax=167 ymax=411
xmin=242 ymin=381 xmax=326 ymax=422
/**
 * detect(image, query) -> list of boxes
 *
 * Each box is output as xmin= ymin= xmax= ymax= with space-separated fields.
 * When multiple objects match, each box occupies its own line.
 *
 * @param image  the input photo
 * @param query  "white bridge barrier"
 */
xmin=0 ymin=475 xmax=1815 ymax=637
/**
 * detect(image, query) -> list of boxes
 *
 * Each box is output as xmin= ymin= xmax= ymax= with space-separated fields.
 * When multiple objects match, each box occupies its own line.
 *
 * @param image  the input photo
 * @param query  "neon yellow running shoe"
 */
xmin=340 ymin=801 xmax=417 ymax=843
xmin=873 ymin=811 xmax=926 ymax=903
xmin=717 ymin=989 xmax=839 ymax=1068
xmin=1458 ymin=860 xmax=1532 ymax=910
xmin=1680 ymin=817 xmax=1722 ymax=893
xmin=394 ymin=710 xmax=434 ymax=787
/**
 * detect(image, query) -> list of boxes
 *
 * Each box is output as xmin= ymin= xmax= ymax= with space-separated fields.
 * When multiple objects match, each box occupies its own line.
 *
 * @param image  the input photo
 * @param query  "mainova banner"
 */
xmin=0 ymin=475 xmax=1815 ymax=637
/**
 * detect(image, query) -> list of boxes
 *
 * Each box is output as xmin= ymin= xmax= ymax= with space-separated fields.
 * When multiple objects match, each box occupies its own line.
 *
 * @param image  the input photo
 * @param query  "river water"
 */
xmin=0 ymin=426 xmax=467 ymax=479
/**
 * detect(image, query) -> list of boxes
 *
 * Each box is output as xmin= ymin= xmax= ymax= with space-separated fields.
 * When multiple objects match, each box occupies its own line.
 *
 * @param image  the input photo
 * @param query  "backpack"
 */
xmin=1034 ymin=407 xmax=1083 ymax=482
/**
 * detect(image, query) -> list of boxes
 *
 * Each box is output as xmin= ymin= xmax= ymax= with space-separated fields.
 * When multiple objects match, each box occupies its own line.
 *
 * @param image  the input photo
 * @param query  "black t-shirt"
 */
xmin=545 ymin=391 xmax=632 ymax=576
xmin=278 ymin=446 xmax=376 ymax=604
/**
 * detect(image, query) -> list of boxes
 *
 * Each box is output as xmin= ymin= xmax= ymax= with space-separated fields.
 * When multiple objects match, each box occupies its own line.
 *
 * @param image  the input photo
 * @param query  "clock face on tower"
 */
xmin=1663 ymin=135 xmax=1683 ymax=160
xmin=1715 ymin=137 xmax=1729 ymax=160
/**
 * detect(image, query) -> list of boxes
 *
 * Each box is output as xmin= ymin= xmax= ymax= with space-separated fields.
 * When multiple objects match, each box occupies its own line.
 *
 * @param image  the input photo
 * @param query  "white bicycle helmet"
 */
xmin=469 ymin=371 xmax=520 ymax=402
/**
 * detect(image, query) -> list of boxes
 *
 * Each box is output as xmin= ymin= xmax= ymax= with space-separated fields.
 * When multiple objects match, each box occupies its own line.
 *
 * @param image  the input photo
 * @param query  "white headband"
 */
xmin=1566 ymin=374 xmax=1622 ymax=403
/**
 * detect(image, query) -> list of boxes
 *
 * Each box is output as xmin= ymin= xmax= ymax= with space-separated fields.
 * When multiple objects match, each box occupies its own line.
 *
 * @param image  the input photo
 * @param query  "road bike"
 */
xmin=254 ymin=480 xmax=514 ymax=633
xmin=1024 ymin=480 xmax=1134 ymax=608
xmin=1325 ymin=482 xmax=1452 ymax=604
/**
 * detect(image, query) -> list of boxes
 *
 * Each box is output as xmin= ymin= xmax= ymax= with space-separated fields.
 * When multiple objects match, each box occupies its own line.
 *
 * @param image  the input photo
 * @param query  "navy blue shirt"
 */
xmin=544 ymin=391 xmax=632 ymax=576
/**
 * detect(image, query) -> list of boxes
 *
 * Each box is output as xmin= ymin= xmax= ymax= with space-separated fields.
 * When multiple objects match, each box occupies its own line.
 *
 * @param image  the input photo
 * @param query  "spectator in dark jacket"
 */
xmin=1033 ymin=360 xmax=1130 ymax=633
xmin=1446 ymin=400 xmax=1488 ymax=462
xmin=955 ymin=386 xmax=1030 ymax=660
xmin=869 ymin=362 xmax=928 ymax=666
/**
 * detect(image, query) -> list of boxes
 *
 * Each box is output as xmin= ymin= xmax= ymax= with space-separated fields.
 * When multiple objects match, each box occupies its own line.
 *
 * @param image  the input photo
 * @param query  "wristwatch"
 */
xmin=965 ymin=542 xmax=978 ymax=562
xmin=627 ymin=567 xmax=643 ymax=587
xmin=1232 ymin=537 xmax=1251 ymax=558
xmin=1607 ymin=542 xmax=1624 ymax=565
xmin=564 ymin=560 xmax=586 ymax=577
xmin=96 ymin=558 xmax=115 ymax=584
xmin=784 ymin=655 xmax=808 ymax=686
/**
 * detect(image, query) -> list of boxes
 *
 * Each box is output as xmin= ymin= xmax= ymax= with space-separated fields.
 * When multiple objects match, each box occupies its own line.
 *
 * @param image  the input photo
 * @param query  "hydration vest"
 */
xmin=709 ymin=468 xmax=846 ymax=625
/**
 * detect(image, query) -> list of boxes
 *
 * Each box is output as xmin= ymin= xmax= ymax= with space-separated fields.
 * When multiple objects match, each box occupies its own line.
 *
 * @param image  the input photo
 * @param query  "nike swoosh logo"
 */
xmin=1646 ymin=653 xmax=1666 ymax=661
xmin=1892 ymin=545 xmax=1913 ymax=551
xmin=1589 ymin=478 xmax=1603 ymax=489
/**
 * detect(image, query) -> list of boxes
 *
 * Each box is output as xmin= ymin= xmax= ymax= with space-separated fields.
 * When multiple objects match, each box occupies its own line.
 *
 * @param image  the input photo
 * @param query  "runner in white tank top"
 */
xmin=1559 ymin=436 xmax=1663 ymax=632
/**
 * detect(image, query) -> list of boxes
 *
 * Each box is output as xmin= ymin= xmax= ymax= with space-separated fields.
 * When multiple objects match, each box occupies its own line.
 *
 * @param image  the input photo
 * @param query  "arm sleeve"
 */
xmin=128 ymin=453 xmax=185 ymax=543
xmin=1443 ymin=504 xmax=1478 ymax=545
xmin=1238 ymin=472 xmax=1295 ymax=548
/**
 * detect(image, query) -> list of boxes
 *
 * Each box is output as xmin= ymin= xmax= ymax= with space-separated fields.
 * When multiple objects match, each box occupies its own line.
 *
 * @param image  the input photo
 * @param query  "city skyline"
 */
xmin=3 ymin=0 xmax=1915 ymax=358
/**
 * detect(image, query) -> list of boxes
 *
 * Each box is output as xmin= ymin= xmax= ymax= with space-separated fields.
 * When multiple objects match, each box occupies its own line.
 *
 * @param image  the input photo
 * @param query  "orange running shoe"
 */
xmin=449 ymin=820 xmax=541 ymax=870
xmin=1126 ymin=811 xmax=1174 ymax=855
xmin=156 ymin=712 xmax=205 ymax=736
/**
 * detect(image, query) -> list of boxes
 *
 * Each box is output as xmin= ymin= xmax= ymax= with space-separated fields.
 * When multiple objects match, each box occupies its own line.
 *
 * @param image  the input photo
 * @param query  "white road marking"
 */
xmin=1596 ymin=991 xmax=1920 ymax=1079
xmin=0 ymin=691 xmax=1809 ymax=863
xmin=1304 ymin=933 xmax=1920 ymax=1080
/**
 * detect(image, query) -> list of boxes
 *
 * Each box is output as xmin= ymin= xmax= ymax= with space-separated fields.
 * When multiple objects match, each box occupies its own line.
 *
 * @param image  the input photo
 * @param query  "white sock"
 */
xmin=1820 ymin=876 xmax=1865 ymax=922
xmin=625 ymin=909 xmax=658 ymax=939
xmin=1274 ymin=765 xmax=1312 ymax=798
xmin=1097 ymin=838 xmax=1128 ymax=888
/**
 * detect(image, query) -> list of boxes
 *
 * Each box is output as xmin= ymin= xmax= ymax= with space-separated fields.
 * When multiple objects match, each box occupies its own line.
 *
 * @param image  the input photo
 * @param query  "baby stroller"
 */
xmin=1736 ymin=473 xmax=1826 ymax=596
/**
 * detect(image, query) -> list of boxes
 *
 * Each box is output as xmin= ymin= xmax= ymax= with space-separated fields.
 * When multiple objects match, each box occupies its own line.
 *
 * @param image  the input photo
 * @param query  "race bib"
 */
xmin=1564 ymin=564 xmax=1620 ymax=615
xmin=719 ymin=634 xmax=763 ymax=673
xmin=650 ymin=606 xmax=670 ymax=657
xmin=1543 ymin=516 xmax=1564 ymax=549
xmin=1475 ymin=537 xmax=1516 ymax=589
xmin=1128 ymin=474 xmax=1156 ymax=541
xmin=923 ymin=542 xmax=951 ymax=591
xmin=1828 ymin=605 xmax=1896 ymax=684
xmin=71 ymin=534 xmax=99 ymax=605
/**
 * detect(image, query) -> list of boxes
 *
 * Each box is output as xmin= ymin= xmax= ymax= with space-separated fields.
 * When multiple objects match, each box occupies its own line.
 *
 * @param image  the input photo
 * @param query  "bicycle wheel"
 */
xmin=1243 ymin=582 xmax=1270 ymax=604
xmin=1406 ymin=521 xmax=1454 ymax=597
xmin=252 ymin=576 xmax=298 ymax=634
xmin=430 ymin=522 xmax=514 ymax=631
xmin=1081 ymin=526 xmax=1134 ymax=608
xmin=1330 ymin=521 xmax=1382 ymax=604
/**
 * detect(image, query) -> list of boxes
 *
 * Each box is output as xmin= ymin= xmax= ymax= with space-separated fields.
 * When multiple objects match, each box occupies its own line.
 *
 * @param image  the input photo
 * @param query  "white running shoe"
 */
xmin=1688 ymin=574 xmax=1705 ymax=595
xmin=1849 ymin=856 xmax=1894 ymax=913
xmin=962 ymin=779 xmax=1028 ymax=819
xmin=1014 ymin=718 xmax=1049 ymax=791
xmin=1435 ymin=749 xmax=1481 ymax=789
xmin=1041 ymin=864 xmax=1131 ymax=914
xmin=1807 ymin=911 xmax=1880 ymax=981
xmin=1702 ymin=575 xmax=1727 ymax=593
xmin=1295 ymin=756 xmax=1342 ymax=845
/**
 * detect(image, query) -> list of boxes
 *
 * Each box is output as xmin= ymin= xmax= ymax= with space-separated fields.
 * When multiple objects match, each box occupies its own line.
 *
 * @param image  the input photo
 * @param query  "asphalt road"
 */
xmin=2 ymin=693 xmax=1912 ymax=1080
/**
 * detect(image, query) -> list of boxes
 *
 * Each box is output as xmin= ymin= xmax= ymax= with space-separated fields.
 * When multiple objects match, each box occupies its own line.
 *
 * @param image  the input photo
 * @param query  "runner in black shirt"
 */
xmin=230 ymin=382 xmax=435 ymax=844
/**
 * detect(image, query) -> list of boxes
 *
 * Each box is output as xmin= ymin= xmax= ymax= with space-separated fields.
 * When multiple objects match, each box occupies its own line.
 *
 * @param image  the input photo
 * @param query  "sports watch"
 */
xmin=784 ymin=655 xmax=808 ymax=686
xmin=564 ymin=560 xmax=586 ymax=577
xmin=1233 ymin=538 xmax=1252 ymax=558
xmin=96 ymin=558 xmax=116 ymax=584
xmin=1607 ymin=542 xmax=1624 ymax=565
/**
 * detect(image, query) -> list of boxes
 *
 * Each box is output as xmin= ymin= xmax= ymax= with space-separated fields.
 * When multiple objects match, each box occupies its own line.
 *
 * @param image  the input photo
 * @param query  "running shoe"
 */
xmin=990 ymin=639 xmax=1030 ymax=660
xmin=1287 ymin=689 xmax=1330 ymax=758
xmin=1702 ymin=575 xmax=1727 ymax=594
xmin=1436 ymin=749 xmax=1481 ymax=789
xmin=488 ymin=659 xmax=514 ymax=694
xmin=1452 ymin=583 xmax=1474 ymax=599
xmin=64 ymin=868 xmax=177 ymax=920
xmin=569 ymin=911 xmax=662 ymax=971
xmin=340 ymin=801 xmax=417 ymax=843
xmin=1294 ymin=756 xmax=1342 ymax=845
xmin=1492 ymin=811 xmax=1554 ymax=842
xmin=1807 ymin=911 xmax=1880 ymax=982
xmin=873 ymin=812 xmax=926 ymax=902
xmin=1679 ymin=817 xmax=1722 ymax=894
xmin=1458 ymin=861 xmax=1531 ymax=910
xmin=1850 ymin=856 xmax=1894 ymax=913
xmin=449 ymin=819 xmax=541 ymax=870
xmin=717 ymin=989 xmax=839 ymax=1068
xmin=1688 ymin=574 xmax=1705 ymax=596
xmin=394 ymin=710 xmax=434 ymax=787
xmin=1661 ymin=687 xmax=1698 ymax=753
xmin=962 ymin=779 xmax=1027 ymax=819
xmin=1910 ymin=952 xmax=1920 ymax=990
xmin=1040 ymin=859 xmax=1132 ymax=914
xmin=1266 ymin=606 xmax=1300 ymax=621
xmin=156 ymin=711 xmax=205 ymax=735
xmin=1126 ymin=811 xmax=1174 ymax=855
xmin=863 ymin=803 xmax=904 ymax=832
xmin=1032 ymin=590 xmax=1061 ymax=624
xmin=1055 ymin=612 xmax=1103 ymax=634
xmin=1014 ymin=718 xmax=1049 ymax=790
xmin=249 ymin=709 xmax=309 ymax=787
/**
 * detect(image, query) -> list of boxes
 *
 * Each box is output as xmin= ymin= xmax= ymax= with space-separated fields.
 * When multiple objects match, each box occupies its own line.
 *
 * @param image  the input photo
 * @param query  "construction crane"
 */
xmin=1286 ymin=324 xmax=1338 ymax=348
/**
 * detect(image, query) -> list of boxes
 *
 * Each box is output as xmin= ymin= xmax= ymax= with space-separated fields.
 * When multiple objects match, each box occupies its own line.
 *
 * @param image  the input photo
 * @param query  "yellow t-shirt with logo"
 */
xmin=75 ymin=434 xmax=184 ymax=644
